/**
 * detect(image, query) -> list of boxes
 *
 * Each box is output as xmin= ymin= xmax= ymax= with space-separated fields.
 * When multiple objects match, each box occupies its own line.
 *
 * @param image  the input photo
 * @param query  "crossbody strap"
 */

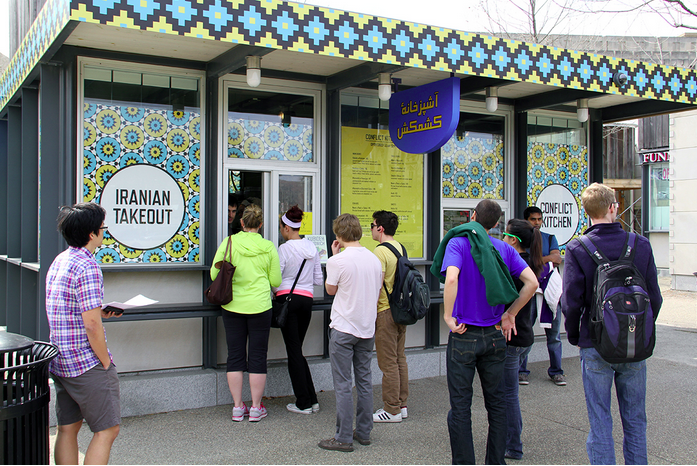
xmin=286 ymin=259 xmax=307 ymax=300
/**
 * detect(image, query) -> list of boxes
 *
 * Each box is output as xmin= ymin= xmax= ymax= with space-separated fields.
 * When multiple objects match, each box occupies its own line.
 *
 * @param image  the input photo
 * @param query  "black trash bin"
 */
xmin=0 ymin=332 xmax=58 ymax=465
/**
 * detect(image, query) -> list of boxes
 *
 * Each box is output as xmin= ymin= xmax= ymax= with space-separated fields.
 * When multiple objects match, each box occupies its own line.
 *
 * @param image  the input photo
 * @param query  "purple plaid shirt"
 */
xmin=46 ymin=246 xmax=111 ymax=377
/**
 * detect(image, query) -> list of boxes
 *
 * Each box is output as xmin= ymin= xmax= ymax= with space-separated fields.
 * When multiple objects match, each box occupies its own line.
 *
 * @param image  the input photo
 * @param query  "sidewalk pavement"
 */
xmin=50 ymin=278 xmax=697 ymax=465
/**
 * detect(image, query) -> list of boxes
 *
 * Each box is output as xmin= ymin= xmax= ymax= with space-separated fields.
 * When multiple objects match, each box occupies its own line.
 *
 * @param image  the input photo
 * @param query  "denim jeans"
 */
xmin=446 ymin=326 xmax=507 ymax=465
xmin=519 ymin=299 xmax=563 ymax=377
xmin=580 ymin=347 xmax=648 ymax=465
xmin=501 ymin=345 xmax=532 ymax=459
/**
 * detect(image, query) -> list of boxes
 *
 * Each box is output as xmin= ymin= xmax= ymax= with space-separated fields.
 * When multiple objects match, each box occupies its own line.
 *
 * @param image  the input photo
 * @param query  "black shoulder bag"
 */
xmin=271 ymin=259 xmax=307 ymax=328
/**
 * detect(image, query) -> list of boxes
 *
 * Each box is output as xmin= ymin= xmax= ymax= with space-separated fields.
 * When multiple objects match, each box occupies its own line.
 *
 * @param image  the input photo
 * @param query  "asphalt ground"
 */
xmin=49 ymin=278 xmax=697 ymax=465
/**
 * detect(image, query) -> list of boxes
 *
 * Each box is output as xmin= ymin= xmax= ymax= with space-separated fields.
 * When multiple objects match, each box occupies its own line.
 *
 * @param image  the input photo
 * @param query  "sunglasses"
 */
xmin=503 ymin=232 xmax=522 ymax=243
xmin=370 ymin=223 xmax=379 ymax=230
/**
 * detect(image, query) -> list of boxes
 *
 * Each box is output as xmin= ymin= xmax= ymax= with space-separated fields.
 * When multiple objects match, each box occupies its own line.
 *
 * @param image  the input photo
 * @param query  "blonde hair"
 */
xmin=581 ymin=183 xmax=616 ymax=219
xmin=332 ymin=214 xmax=362 ymax=242
xmin=241 ymin=203 xmax=263 ymax=229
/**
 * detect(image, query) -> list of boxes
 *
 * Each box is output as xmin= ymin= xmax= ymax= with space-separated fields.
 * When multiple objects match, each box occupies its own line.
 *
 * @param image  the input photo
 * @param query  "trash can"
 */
xmin=0 ymin=331 xmax=58 ymax=465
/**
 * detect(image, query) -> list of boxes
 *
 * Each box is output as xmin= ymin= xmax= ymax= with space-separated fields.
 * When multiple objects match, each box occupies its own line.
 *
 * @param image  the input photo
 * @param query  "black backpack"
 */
xmin=577 ymin=233 xmax=656 ymax=363
xmin=378 ymin=242 xmax=431 ymax=325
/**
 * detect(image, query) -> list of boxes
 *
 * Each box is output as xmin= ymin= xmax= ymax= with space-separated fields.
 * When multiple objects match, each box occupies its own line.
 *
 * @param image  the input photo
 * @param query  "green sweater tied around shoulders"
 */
xmin=430 ymin=221 xmax=519 ymax=306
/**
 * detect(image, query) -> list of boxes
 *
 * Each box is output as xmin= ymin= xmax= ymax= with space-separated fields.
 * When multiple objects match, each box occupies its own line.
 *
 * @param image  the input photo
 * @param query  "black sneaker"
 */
xmin=318 ymin=437 xmax=354 ymax=452
xmin=353 ymin=430 xmax=371 ymax=446
xmin=518 ymin=373 xmax=529 ymax=385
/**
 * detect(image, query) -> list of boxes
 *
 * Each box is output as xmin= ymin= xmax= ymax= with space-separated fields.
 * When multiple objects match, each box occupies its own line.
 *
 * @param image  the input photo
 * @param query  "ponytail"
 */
xmin=528 ymin=227 xmax=543 ymax=278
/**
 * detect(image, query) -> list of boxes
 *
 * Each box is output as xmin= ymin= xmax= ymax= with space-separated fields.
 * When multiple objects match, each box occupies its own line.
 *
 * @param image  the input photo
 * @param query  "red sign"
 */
xmin=642 ymin=151 xmax=670 ymax=163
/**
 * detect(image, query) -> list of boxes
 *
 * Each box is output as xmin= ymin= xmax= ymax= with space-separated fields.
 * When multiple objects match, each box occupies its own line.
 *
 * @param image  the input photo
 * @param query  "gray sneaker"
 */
xmin=552 ymin=374 xmax=567 ymax=386
xmin=518 ymin=373 xmax=529 ymax=385
xmin=318 ymin=437 xmax=354 ymax=452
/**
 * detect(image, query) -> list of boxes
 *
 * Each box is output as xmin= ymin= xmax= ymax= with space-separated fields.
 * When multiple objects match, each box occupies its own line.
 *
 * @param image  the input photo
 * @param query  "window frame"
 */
xmin=77 ymin=57 xmax=207 ymax=269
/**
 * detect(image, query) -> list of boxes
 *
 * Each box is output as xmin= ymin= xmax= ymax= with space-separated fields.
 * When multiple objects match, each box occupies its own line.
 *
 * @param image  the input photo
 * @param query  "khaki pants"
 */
xmin=375 ymin=309 xmax=409 ymax=415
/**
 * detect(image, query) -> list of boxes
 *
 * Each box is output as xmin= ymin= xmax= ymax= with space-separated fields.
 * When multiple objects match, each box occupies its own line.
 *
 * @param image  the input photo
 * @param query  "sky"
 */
xmin=0 ymin=0 xmax=689 ymax=59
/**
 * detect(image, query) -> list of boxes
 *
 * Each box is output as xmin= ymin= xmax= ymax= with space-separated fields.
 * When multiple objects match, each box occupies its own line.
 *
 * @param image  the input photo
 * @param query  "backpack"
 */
xmin=577 ymin=233 xmax=656 ymax=363
xmin=378 ymin=242 xmax=431 ymax=325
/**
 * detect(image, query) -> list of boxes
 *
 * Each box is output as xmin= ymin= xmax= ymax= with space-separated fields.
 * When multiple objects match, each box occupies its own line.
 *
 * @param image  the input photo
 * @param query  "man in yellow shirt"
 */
xmin=371 ymin=210 xmax=408 ymax=423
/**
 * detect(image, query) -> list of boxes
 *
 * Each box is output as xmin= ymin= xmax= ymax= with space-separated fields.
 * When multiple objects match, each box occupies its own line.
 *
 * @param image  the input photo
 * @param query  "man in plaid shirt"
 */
xmin=46 ymin=203 xmax=121 ymax=465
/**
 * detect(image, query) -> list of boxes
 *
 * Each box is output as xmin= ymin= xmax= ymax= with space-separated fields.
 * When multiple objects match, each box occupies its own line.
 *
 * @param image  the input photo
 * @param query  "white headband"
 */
xmin=282 ymin=214 xmax=302 ymax=229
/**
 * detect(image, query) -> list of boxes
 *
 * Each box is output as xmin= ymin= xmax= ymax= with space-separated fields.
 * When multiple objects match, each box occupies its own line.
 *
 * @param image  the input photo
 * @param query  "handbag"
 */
xmin=206 ymin=237 xmax=235 ymax=305
xmin=271 ymin=259 xmax=307 ymax=328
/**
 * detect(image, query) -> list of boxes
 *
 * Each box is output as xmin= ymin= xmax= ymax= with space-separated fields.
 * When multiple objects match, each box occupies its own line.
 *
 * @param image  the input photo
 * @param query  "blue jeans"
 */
xmin=519 ymin=300 xmax=563 ymax=377
xmin=580 ymin=347 xmax=647 ymax=465
xmin=501 ymin=345 xmax=532 ymax=459
xmin=446 ymin=326 xmax=507 ymax=465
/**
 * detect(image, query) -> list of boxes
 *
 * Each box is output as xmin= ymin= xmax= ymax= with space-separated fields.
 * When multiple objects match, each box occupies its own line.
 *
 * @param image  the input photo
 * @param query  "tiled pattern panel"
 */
xmin=4 ymin=0 xmax=697 ymax=112
xmin=65 ymin=0 xmax=697 ymax=104
xmin=442 ymin=133 xmax=504 ymax=199
xmin=0 ymin=0 xmax=69 ymax=110
xmin=526 ymin=142 xmax=589 ymax=254
xmin=227 ymin=116 xmax=313 ymax=161
xmin=84 ymin=101 xmax=201 ymax=263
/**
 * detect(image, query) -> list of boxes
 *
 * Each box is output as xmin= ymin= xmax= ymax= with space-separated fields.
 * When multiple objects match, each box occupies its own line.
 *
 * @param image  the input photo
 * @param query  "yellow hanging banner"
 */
xmin=340 ymin=127 xmax=424 ymax=257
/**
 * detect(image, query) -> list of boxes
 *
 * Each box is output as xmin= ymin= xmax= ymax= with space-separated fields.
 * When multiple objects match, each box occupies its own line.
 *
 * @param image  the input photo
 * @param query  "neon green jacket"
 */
xmin=210 ymin=232 xmax=281 ymax=314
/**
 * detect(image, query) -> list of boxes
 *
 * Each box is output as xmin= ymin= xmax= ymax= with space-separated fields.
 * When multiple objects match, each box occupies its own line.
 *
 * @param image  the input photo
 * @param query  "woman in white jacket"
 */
xmin=275 ymin=206 xmax=325 ymax=414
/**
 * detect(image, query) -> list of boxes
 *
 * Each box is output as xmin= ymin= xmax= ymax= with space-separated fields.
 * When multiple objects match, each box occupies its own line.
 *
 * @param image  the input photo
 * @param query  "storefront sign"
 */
xmin=535 ymin=184 xmax=580 ymax=246
xmin=642 ymin=151 xmax=670 ymax=163
xmin=389 ymin=77 xmax=460 ymax=154
xmin=100 ymin=165 xmax=186 ymax=250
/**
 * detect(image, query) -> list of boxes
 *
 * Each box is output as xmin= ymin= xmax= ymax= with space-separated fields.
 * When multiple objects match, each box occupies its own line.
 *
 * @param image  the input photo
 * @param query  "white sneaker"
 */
xmin=373 ymin=408 xmax=402 ymax=423
xmin=401 ymin=406 xmax=408 ymax=419
xmin=249 ymin=403 xmax=267 ymax=422
xmin=286 ymin=403 xmax=312 ymax=415
xmin=312 ymin=403 xmax=320 ymax=413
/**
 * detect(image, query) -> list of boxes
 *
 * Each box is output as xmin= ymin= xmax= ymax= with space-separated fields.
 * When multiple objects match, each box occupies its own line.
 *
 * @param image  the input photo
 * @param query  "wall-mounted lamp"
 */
xmin=613 ymin=72 xmax=628 ymax=88
xmin=577 ymin=98 xmax=589 ymax=123
xmin=485 ymin=87 xmax=498 ymax=112
xmin=246 ymin=55 xmax=261 ymax=88
xmin=378 ymin=73 xmax=392 ymax=101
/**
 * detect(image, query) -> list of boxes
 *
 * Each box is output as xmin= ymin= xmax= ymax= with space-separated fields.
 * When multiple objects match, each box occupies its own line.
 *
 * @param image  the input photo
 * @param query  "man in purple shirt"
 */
xmin=46 ymin=203 xmax=121 ymax=465
xmin=562 ymin=183 xmax=662 ymax=465
xmin=442 ymin=200 xmax=538 ymax=464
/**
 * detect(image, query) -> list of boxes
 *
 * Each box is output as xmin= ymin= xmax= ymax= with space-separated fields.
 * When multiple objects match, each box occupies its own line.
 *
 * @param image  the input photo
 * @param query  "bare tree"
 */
xmin=479 ymin=0 xmax=579 ymax=44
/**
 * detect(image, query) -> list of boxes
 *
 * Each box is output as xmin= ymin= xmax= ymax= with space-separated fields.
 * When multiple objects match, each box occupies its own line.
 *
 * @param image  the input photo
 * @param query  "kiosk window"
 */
xmin=81 ymin=62 xmax=203 ymax=265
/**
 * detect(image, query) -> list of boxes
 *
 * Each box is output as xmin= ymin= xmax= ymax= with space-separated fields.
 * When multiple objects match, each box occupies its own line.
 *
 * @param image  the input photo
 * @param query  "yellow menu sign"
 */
xmin=340 ymin=127 xmax=424 ymax=257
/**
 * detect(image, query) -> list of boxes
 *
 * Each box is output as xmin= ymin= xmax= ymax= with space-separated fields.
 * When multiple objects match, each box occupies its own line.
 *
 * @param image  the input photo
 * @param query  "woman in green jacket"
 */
xmin=211 ymin=203 xmax=281 ymax=422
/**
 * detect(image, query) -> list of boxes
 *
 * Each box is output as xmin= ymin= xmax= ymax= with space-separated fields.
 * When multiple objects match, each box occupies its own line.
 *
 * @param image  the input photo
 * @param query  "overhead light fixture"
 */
xmin=378 ymin=73 xmax=392 ymax=101
xmin=246 ymin=55 xmax=261 ymax=88
xmin=485 ymin=87 xmax=498 ymax=112
xmin=577 ymin=98 xmax=589 ymax=123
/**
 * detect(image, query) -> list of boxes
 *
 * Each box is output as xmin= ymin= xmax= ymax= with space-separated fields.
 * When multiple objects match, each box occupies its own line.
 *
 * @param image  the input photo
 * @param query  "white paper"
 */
xmin=103 ymin=294 xmax=159 ymax=311
xmin=305 ymin=235 xmax=329 ymax=264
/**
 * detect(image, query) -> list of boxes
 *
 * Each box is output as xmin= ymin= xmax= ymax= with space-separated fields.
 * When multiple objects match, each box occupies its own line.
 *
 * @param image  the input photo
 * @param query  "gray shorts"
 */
xmin=51 ymin=363 xmax=121 ymax=433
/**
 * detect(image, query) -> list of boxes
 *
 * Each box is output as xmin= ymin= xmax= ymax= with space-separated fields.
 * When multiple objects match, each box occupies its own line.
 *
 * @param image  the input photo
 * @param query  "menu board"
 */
xmin=340 ymin=127 xmax=424 ymax=257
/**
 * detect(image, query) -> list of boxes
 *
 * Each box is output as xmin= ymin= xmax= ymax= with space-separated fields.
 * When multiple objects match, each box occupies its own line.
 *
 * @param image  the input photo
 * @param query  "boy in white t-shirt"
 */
xmin=318 ymin=214 xmax=382 ymax=453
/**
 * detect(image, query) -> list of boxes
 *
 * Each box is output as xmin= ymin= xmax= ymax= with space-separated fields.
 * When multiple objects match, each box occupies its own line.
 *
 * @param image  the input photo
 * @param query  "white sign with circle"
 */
xmin=535 ymin=184 xmax=580 ymax=246
xmin=100 ymin=165 xmax=185 ymax=250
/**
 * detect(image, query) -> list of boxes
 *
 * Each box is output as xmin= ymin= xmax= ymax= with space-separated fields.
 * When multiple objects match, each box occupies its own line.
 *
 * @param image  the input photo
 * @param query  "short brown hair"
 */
xmin=581 ymin=183 xmax=616 ymax=219
xmin=242 ymin=203 xmax=263 ymax=229
xmin=474 ymin=199 xmax=502 ymax=230
xmin=332 ymin=214 xmax=362 ymax=242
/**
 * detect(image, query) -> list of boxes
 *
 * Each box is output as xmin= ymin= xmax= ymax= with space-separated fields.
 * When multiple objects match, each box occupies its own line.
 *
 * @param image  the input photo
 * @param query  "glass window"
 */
xmin=81 ymin=62 xmax=203 ymax=265
xmin=442 ymin=113 xmax=505 ymax=199
xmin=649 ymin=163 xmax=669 ymax=231
xmin=526 ymin=114 xmax=588 ymax=252
xmin=227 ymin=89 xmax=314 ymax=162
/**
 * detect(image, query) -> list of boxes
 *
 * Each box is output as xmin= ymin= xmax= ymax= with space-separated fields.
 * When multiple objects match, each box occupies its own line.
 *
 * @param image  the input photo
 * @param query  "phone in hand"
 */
xmin=103 ymin=305 xmax=124 ymax=316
